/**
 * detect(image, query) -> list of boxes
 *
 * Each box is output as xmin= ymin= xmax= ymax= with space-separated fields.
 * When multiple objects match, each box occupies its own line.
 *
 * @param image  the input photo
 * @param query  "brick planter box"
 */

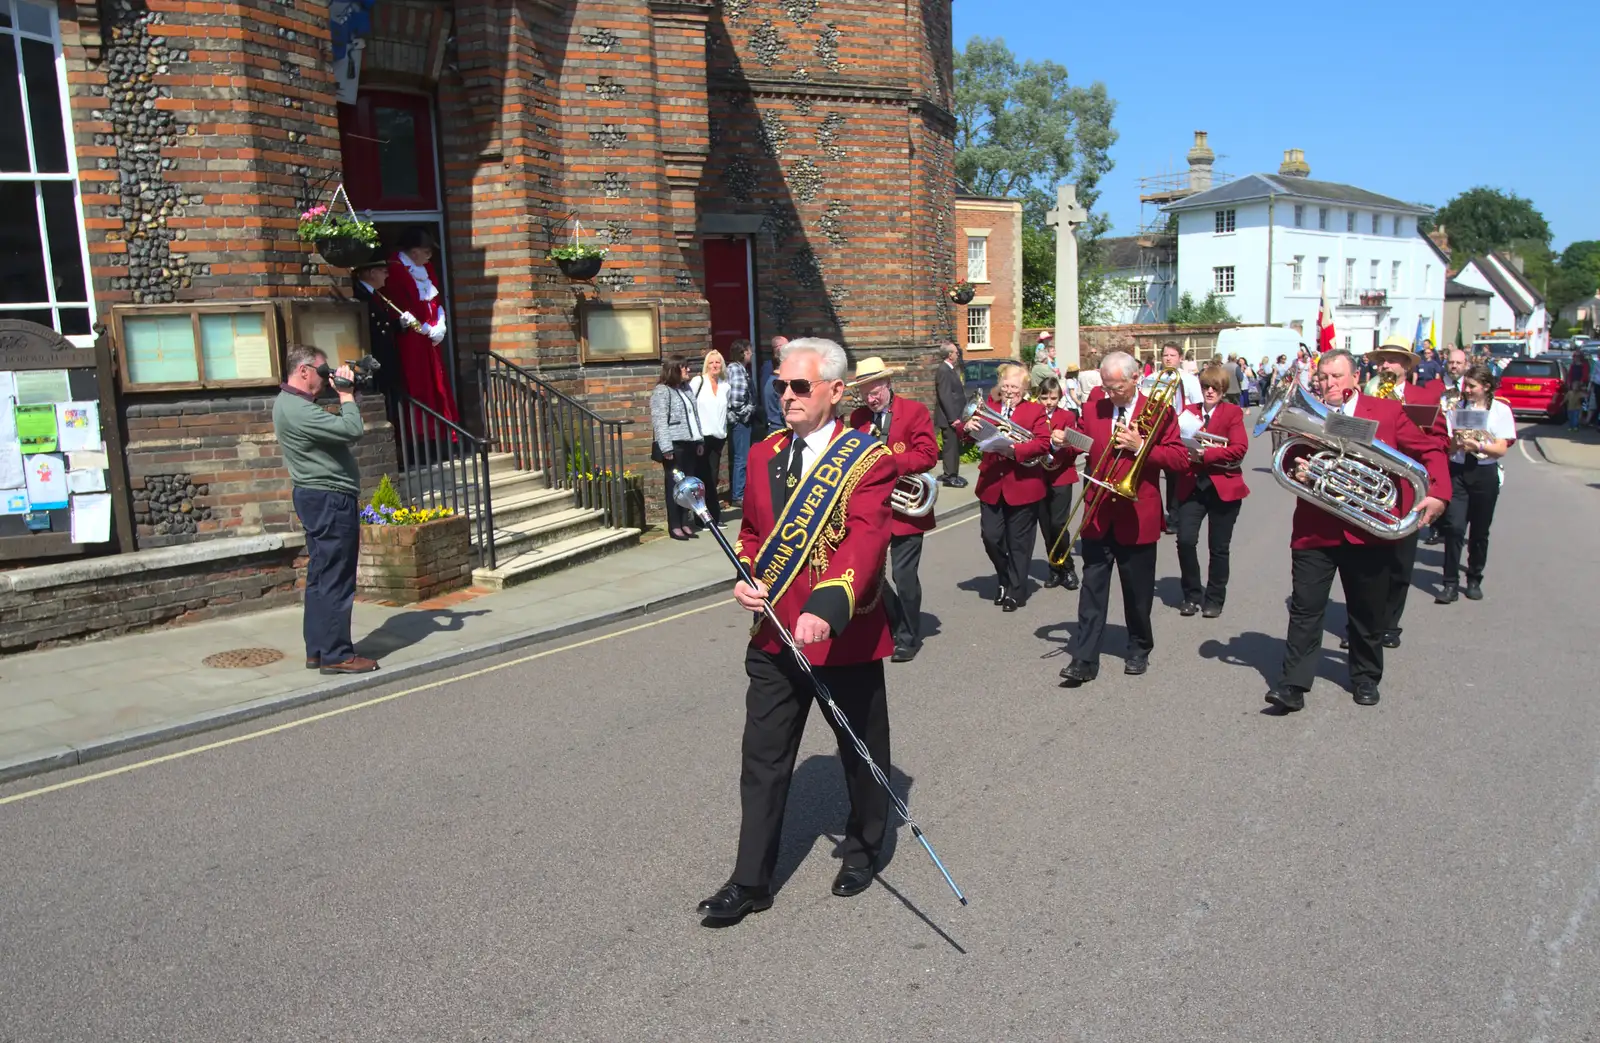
xmin=356 ymin=515 xmax=471 ymax=604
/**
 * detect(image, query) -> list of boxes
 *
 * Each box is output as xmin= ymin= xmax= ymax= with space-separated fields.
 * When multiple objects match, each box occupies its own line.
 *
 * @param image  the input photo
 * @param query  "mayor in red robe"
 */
xmin=384 ymin=226 xmax=460 ymax=432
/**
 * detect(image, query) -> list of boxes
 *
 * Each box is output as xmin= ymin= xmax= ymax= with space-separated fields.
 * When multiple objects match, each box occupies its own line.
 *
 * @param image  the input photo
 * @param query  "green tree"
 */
xmin=1167 ymin=292 xmax=1238 ymax=326
xmin=1554 ymin=240 xmax=1600 ymax=305
xmin=954 ymin=37 xmax=1117 ymax=330
xmin=1434 ymin=187 xmax=1550 ymax=265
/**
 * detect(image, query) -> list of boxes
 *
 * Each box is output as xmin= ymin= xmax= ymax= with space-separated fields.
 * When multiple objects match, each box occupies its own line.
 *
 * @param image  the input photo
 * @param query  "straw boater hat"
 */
xmin=1368 ymin=334 xmax=1420 ymax=369
xmin=846 ymin=356 xmax=900 ymax=387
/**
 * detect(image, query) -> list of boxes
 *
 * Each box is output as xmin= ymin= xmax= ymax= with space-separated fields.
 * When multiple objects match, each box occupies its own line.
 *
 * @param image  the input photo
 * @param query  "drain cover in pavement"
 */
xmin=202 ymin=647 xmax=285 ymax=669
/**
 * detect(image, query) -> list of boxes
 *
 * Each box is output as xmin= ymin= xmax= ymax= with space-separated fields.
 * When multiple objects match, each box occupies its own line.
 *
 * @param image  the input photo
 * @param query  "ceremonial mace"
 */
xmin=671 ymin=470 xmax=967 ymax=906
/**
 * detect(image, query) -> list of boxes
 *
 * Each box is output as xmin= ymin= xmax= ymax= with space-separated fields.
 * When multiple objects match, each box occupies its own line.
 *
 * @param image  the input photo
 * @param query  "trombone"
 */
xmin=1046 ymin=367 xmax=1182 ymax=569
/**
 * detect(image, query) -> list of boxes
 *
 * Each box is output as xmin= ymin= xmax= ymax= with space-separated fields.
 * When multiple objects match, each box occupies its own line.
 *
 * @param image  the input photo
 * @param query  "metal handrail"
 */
xmin=475 ymin=351 xmax=633 ymax=528
xmin=390 ymin=390 xmax=497 ymax=570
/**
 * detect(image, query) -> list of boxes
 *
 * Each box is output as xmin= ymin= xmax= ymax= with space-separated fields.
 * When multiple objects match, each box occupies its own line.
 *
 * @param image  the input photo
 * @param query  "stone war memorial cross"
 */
xmin=1045 ymin=183 xmax=1088 ymax=372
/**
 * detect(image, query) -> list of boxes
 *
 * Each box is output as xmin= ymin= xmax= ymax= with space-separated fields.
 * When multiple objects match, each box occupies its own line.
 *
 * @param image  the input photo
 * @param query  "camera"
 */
xmin=316 ymin=355 xmax=381 ymax=392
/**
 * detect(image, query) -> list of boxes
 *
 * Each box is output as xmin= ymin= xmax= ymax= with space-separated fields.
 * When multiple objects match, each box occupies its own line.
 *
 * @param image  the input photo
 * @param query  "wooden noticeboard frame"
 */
xmin=0 ymin=320 xmax=135 ymax=560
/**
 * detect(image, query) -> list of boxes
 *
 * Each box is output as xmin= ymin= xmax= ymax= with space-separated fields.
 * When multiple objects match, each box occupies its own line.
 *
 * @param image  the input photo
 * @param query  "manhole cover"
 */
xmin=202 ymin=647 xmax=285 ymax=669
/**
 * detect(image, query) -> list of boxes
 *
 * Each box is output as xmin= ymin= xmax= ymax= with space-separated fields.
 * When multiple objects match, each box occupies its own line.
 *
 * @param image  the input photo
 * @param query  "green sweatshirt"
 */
xmin=272 ymin=388 xmax=364 ymax=496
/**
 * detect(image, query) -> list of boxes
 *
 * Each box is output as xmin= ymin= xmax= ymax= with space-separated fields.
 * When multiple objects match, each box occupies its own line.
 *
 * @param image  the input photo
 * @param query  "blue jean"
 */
xmin=729 ymin=418 xmax=752 ymax=503
xmin=293 ymin=487 xmax=360 ymax=664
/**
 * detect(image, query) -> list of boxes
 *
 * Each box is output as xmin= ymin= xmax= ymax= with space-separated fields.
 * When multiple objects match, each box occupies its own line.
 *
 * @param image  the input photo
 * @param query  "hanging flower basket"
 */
xmin=297 ymin=184 xmax=380 ymax=270
xmin=949 ymin=282 xmax=976 ymax=305
xmin=554 ymin=252 xmax=604 ymax=280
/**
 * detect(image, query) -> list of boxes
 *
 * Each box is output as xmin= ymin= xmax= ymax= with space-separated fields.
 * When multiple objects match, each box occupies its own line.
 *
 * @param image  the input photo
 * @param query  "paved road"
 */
xmin=4 ymin=426 xmax=1598 ymax=1042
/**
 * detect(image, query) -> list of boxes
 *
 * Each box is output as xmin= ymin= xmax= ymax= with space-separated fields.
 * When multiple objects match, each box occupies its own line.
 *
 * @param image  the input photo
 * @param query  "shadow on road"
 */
xmin=355 ymin=608 xmax=493 ymax=661
xmin=1199 ymin=629 xmax=1350 ymax=690
xmin=769 ymin=754 xmax=914 ymax=894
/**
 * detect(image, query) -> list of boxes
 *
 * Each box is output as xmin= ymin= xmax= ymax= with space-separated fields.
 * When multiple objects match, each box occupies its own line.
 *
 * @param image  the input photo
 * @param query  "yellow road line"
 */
xmin=0 ymin=510 xmax=979 ymax=807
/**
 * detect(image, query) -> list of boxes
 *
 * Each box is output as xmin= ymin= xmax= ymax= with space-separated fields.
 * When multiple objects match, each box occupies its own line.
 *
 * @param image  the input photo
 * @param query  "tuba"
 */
xmin=890 ymin=473 xmax=939 ymax=517
xmin=1254 ymin=383 xmax=1431 ymax=539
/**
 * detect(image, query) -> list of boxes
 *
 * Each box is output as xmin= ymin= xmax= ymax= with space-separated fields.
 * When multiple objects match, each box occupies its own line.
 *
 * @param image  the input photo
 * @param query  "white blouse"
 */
xmin=690 ymin=374 xmax=730 ymax=439
xmin=1444 ymin=397 xmax=1516 ymax=472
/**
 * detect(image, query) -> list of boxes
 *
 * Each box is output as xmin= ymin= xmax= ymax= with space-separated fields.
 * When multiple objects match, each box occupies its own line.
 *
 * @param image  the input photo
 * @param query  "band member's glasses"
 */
xmin=772 ymin=378 xmax=824 ymax=397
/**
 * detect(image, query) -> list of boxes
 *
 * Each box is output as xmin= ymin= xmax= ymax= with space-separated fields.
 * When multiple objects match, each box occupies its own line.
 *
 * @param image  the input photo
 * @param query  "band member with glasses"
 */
xmin=1032 ymin=376 xmax=1082 ymax=591
xmin=696 ymin=338 xmax=898 ymax=922
xmin=846 ymin=357 xmax=939 ymax=662
xmin=1058 ymin=351 xmax=1188 ymax=686
xmin=1266 ymin=349 xmax=1449 ymax=712
xmin=1434 ymin=363 xmax=1516 ymax=604
xmin=964 ymin=361 xmax=1051 ymax=611
xmin=1173 ymin=364 xmax=1249 ymax=618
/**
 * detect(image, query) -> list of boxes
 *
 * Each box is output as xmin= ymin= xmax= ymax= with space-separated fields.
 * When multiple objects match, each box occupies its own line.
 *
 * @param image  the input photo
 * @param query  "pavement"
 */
xmin=0 ymin=468 xmax=979 ymax=783
xmin=1529 ymin=420 xmax=1600 ymax=470
xmin=2 ymin=426 xmax=1597 ymax=1041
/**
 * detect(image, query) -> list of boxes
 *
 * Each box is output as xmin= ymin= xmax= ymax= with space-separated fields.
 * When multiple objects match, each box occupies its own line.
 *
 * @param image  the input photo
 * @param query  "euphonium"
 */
xmin=1254 ymin=382 xmax=1430 ymax=539
xmin=1046 ymin=367 xmax=1182 ymax=568
xmin=890 ymin=473 xmax=939 ymax=517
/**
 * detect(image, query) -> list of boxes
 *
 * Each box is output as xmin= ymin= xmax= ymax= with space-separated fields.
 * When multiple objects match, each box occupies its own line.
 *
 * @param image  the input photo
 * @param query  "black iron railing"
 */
xmin=475 ymin=351 xmax=631 ymax=527
xmin=391 ymin=391 xmax=497 ymax=569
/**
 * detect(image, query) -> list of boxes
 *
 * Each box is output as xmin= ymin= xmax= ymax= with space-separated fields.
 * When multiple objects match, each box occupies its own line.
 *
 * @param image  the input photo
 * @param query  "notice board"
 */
xmin=0 ymin=320 xmax=134 ymax=560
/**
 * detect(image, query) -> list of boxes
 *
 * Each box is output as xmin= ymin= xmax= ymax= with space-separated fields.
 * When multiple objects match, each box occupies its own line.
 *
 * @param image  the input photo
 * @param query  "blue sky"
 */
xmin=953 ymin=1 xmax=1596 ymax=251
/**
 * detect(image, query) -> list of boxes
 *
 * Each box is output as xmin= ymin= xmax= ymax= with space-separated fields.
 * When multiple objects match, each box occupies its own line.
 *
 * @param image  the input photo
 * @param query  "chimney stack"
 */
xmin=1279 ymin=148 xmax=1310 ymax=178
xmin=1186 ymin=131 xmax=1214 ymax=193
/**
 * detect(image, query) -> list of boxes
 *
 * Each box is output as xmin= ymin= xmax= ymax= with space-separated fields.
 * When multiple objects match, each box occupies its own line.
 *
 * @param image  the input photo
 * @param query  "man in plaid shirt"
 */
xmin=725 ymin=339 xmax=755 ymax=505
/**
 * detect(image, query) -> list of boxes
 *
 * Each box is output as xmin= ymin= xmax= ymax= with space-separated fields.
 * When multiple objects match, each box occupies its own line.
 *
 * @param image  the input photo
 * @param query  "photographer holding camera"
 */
xmin=273 ymin=344 xmax=380 ymax=676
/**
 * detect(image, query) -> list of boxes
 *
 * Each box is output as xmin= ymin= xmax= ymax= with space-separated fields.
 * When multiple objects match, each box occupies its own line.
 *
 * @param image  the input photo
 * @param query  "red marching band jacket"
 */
xmin=735 ymin=421 xmax=897 ymax=666
xmin=1074 ymin=391 xmax=1189 ymax=545
xmin=847 ymin=395 xmax=940 ymax=537
xmin=969 ymin=397 xmax=1052 ymax=506
xmin=1283 ymin=393 xmax=1451 ymax=550
xmin=1040 ymin=403 xmax=1083 ymax=485
xmin=1174 ymin=401 xmax=1250 ymax=503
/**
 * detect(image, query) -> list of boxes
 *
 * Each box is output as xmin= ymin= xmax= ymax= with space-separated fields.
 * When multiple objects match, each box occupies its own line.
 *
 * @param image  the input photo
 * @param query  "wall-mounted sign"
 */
xmin=112 ymin=302 xmax=282 ymax=391
xmin=580 ymin=299 xmax=661 ymax=364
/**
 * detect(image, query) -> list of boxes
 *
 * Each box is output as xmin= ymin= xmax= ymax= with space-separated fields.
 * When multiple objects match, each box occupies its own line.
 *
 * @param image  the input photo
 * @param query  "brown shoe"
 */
xmin=320 ymin=655 xmax=379 ymax=675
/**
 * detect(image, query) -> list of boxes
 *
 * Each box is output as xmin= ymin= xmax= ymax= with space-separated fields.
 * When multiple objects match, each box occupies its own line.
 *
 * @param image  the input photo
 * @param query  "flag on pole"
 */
xmin=1413 ymin=315 xmax=1428 ymax=351
xmin=1455 ymin=318 xmax=1465 ymax=351
xmin=1428 ymin=316 xmax=1438 ymax=353
xmin=1316 ymin=278 xmax=1336 ymax=354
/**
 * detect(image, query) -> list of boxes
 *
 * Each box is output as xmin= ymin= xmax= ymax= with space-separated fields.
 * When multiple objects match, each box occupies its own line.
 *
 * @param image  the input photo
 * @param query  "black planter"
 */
xmin=949 ymin=287 xmax=976 ymax=305
xmin=313 ymin=237 xmax=373 ymax=269
xmin=555 ymin=254 xmax=603 ymax=280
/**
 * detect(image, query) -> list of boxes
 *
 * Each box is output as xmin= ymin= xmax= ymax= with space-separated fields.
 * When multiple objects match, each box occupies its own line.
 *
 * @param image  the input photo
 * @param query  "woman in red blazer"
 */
xmin=1032 ymin=376 xmax=1082 ymax=591
xmin=1173 ymin=365 xmax=1249 ymax=618
xmin=964 ymin=362 xmax=1051 ymax=611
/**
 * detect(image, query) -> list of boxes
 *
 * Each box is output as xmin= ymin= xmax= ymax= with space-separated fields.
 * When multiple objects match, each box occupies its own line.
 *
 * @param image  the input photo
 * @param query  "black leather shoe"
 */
xmin=1001 ymin=594 xmax=1021 ymax=612
xmin=1058 ymin=659 xmax=1098 ymax=685
xmin=1338 ymin=634 xmax=1349 ymax=650
xmin=1353 ymin=683 xmax=1381 ymax=706
xmin=831 ymin=864 xmax=875 ymax=897
xmin=1202 ymin=605 xmax=1222 ymax=619
xmin=696 ymin=882 xmax=773 ymax=920
xmin=891 ymin=645 xmax=917 ymax=663
xmin=1266 ymin=685 xmax=1306 ymax=712
xmin=1178 ymin=601 xmax=1199 ymax=617
xmin=1062 ymin=570 xmax=1080 ymax=591
xmin=943 ymin=475 xmax=968 ymax=488
xmin=1124 ymin=655 xmax=1148 ymax=676
xmin=1382 ymin=629 xmax=1402 ymax=649
xmin=992 ymin=585 xmax=1007 ymax=606
xmin=1463 ymin=582 xmax=1483 ymax=601
xmin=1435 ymin=584 xmax=1458 ymax=604
xmin=1043 ymin=570 xmax=1062 ymax=589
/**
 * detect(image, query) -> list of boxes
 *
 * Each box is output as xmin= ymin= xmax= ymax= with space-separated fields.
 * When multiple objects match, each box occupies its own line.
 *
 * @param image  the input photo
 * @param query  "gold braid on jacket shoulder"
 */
xmin=807 ymin=442 xmax=889 ymax=582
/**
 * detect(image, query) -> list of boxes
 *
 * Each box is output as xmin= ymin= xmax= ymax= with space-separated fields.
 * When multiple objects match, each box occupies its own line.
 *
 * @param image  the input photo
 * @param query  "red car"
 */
xmin=1496 ymin=357 xmax=1568 ymax=420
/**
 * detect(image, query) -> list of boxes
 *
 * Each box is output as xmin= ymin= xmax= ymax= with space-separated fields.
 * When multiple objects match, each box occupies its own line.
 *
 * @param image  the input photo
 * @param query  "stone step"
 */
xmin=471 ymin=527 xmax=643 ymax=590
xmin=471 ymin=506 xmax=607 ymax=560
xmin=475 ymin=483 xmax=575 ymax=530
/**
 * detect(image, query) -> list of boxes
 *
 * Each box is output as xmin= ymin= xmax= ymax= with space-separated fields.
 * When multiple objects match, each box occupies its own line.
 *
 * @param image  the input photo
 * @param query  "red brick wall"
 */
xmin=955 ymin=196 xmax=1022 ymax=357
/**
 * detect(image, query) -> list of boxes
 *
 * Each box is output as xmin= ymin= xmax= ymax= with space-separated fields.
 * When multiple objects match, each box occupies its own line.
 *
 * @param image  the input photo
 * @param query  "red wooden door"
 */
xmin=337 ymin=90 xmax=439 ymax=212
xmin=703 ymin=238 xmax=753 ymax=354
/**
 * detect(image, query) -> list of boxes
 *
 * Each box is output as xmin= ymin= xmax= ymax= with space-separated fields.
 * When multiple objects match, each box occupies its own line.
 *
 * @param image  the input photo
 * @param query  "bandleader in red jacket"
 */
xmin=1058 ymin=355 xmax=1189 ymax=686
xmin=846 ymin=357 xmax=939 ymax=661
xmin=1268 ymin=348 xmax=1449 ymax=713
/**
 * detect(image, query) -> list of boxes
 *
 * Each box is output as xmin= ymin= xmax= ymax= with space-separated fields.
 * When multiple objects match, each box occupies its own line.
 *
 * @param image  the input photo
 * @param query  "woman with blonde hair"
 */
xmin=689 ymin=348 xmax=731 ymax=524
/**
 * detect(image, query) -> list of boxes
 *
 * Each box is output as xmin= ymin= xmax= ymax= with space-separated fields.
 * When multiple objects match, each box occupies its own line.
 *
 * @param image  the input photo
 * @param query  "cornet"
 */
xmin=959 ymin=393 xmax=1035 ymax=445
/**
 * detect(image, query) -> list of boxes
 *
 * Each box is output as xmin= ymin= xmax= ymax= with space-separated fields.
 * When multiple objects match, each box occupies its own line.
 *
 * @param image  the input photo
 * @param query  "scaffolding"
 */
xmin=1131 ymin=155 xmax=1234 ymax=321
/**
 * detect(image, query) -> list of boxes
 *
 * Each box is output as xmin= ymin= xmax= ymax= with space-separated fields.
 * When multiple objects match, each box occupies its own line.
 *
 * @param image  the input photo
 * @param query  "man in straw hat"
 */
xmin=846 ymin=356 xmax=939 ymax=662
xmin=1354 ymin=334 xmax=1446 ymax=652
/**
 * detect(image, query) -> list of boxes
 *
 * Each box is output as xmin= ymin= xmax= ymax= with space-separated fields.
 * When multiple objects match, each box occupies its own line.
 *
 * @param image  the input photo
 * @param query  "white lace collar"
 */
xmin=399 ymin=252 xmax=438 ymax=302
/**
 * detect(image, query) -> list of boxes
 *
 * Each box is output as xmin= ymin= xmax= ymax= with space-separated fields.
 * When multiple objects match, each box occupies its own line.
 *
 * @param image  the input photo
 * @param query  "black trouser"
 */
xmin=882 ymin=533 xmax=924 ymax=651
xmin=1071 ymin=536 xmax=1157 ymax=667
xmin=980 ymin=497 xmax=1038 ymax=596
xmin=292 ymin=487 xmax=360 ymax=665
xmin=1382 ymin=531 xmax=1420 ymax=636
xmin=1281 ymin=543 xmax=1390 ymax=690
xmin=939 ymin=424 xmax=961 ymax=478
xmin=1441 ymin=460 xmax=1500 ymax=585
xmin=733 ymin=648 xmax=890 ymax=888
xmin=660 ymin=440 xmax=703 ymax=531
xmin=702 ymin=435 xmax=726 ymax=522
xmin=1176 ymin=480 xmax=1242 ymax=610
xmin=1036 ymin=482 xmax=1077 ymax=576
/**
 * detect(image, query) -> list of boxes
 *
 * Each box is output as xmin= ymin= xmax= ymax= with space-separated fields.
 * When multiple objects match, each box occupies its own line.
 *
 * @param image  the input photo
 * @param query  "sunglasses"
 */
xmin=772 ymin=378 xmax=830 ymax=397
